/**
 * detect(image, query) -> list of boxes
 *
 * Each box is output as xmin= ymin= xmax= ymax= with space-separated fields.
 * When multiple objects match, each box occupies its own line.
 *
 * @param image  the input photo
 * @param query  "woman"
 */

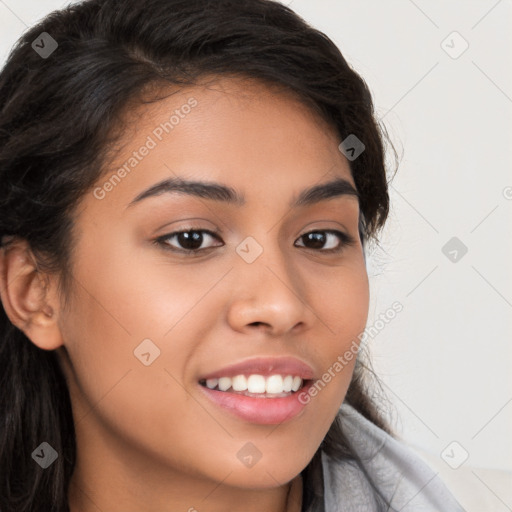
xmin=0 ymin=0 xmax=465 ymax=510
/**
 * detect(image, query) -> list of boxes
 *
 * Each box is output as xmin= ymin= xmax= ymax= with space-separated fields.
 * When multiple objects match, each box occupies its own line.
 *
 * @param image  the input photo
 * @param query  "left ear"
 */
xmin=0 ymin=237 xmax=65 ymax=350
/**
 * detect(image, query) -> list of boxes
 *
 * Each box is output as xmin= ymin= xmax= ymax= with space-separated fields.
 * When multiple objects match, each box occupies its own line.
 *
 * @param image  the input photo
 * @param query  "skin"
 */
xmin=0 ymin=77 xmax=369 ymax=512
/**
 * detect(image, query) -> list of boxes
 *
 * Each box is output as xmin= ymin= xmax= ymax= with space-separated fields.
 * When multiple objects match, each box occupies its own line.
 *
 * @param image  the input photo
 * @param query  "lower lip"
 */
xmin=198 ymin=380 xmax=314 ymax=425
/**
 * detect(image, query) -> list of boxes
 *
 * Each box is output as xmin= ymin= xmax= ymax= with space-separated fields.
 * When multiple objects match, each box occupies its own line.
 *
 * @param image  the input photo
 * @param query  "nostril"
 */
xmin=248 ymin=322 xmax=270 ymax=330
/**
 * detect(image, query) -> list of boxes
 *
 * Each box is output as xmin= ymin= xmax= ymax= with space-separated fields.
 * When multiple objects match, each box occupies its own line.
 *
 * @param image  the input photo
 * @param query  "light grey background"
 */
xmin=1 ymin=0 xmax=511 ymax=498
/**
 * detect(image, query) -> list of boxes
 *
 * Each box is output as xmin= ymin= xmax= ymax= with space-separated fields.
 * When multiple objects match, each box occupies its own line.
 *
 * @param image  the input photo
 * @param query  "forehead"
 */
xmin=88 ymin=76 xmax=355 ymax=215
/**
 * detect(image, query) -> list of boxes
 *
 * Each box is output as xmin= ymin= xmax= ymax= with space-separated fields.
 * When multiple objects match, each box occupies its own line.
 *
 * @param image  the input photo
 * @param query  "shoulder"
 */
xmin=320 ymin=403 xmax=466 ymax=512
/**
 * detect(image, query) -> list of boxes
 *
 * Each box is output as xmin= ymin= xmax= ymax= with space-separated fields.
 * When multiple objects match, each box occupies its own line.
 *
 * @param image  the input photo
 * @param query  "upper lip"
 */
xmin=198 ymin=356 xmax=316 ymax=381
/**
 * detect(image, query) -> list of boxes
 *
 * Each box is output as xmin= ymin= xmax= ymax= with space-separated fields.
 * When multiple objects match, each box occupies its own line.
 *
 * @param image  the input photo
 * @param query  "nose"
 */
xmin=226 ymin=245 xmax=317 ymax=337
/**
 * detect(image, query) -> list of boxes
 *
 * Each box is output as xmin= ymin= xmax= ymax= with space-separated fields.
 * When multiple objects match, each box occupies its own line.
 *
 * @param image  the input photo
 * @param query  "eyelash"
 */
xmin=153 ymin=226 xmax=357 ymax=255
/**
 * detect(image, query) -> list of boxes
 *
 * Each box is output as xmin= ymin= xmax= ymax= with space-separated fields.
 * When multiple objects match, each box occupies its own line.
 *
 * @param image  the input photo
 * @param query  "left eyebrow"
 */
xmin=126 ymin=176 xmax=359 ymax=209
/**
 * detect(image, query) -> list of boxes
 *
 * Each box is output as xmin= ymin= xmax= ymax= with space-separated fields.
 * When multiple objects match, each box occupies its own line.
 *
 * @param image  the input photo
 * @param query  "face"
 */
xmin=56 ymin=77 xmax=369 ymax=491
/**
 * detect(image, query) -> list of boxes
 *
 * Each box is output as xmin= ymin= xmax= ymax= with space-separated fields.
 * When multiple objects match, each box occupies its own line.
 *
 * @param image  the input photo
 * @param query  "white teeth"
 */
xmin=283 ymin=375 xmax=293 ymax=392
xmin=247 ymin=375 xmax=266 ymax=393
xmin=291 ymin=376 xmax=302 ymax=392
xmin=206 ymin=378 xmax=218 ymax=389
xmin=218 ymin=377 xmax=232 ymax=391
xmin=265 ymin=375 xmax=283 ymax=394
xmin=232 ymin=375 xmax=248 ymax=391
xmin=202 ymin=374 xmax=304 ymax=395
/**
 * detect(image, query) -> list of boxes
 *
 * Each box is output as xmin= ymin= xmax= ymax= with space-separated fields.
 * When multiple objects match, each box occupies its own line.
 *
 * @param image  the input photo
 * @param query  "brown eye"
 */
xmin=294 ymin=230 xmax=356 ymax=253
xmin=156 ymin=229 xmax=223 ymax=253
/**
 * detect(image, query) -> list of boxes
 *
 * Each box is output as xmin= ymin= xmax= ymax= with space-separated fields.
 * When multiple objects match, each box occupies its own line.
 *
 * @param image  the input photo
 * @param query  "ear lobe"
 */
xmin=0 ymin=238 xmax=64 ymax=350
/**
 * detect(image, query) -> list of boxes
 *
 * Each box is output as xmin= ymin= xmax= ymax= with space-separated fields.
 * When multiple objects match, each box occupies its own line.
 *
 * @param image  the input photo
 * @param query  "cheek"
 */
xmin=58 ymin=281 xmax=215 ymax=472
xmin=56 ymin=249 xmax=174 ymax=424
xmin=311 ymin=260 xmax=369 ymax=388
xmin=314 ymin=257 xmax=370 ymax=345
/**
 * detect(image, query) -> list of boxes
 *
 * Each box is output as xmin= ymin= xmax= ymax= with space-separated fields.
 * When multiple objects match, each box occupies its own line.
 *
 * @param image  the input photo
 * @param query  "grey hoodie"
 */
xmin=321 ymin=403 xmax=466 ymax=511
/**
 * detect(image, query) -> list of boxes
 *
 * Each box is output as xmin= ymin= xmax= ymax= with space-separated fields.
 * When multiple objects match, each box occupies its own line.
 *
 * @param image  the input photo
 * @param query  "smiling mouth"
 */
xmin=198 ymin=374 xmax=310 ymax=398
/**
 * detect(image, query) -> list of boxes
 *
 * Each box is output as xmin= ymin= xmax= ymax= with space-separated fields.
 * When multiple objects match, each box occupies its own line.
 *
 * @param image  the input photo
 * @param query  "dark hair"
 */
xmin=0 ymin=0 xmax=397 ymax=510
